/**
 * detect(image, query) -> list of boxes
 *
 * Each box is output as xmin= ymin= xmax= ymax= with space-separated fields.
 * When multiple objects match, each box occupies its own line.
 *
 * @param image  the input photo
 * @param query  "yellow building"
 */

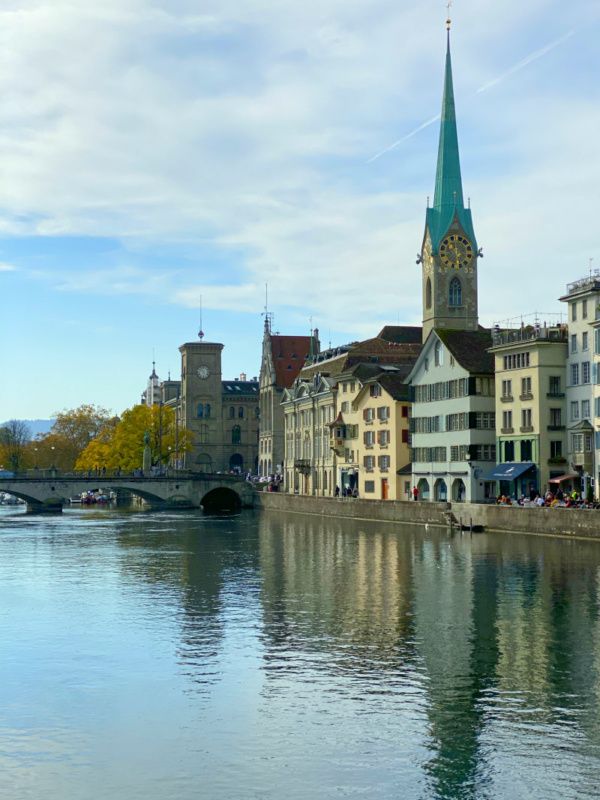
xmin=488 ymin=323 xmax=568 ymax=497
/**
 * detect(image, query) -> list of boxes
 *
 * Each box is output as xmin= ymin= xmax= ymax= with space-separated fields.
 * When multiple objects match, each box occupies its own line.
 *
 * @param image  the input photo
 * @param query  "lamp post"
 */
xmin=34 ymin=447 xmax=38 ymax=468
xmin=51 ymin=446 xmax=56 ymax=472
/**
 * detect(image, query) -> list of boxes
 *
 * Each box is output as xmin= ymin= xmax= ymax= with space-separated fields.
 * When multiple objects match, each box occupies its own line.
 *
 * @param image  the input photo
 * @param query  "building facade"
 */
xmin=487 ymin=323 xmax=568 ymax=497
xmin=259 ymin=318 xmax=317 ymax=477
xmin=559 ymin=274 xmax=600 ymax=497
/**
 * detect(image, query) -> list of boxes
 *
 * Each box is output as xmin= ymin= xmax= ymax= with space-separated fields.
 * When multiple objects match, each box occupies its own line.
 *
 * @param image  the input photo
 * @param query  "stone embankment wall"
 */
xmin=256 ymin=492 xmax=600 ymax=540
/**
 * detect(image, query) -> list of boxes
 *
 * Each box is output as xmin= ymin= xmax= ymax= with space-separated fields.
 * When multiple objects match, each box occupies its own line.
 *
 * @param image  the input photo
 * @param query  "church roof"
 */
xmin=377 ymin=325 xmax=422 ymax=344
xmin=270 ymin=335 xmax=314 ymax=388
xmin=426 ymin=35 xmax=477 ymax=253
xmin=435 ymin=329 xmax=494 ymax=374
xmin=222 ymin=380 xmax=259 ymax=396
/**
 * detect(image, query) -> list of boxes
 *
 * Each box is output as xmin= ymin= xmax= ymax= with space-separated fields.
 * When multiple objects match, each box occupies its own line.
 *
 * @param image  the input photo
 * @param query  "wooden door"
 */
xmin=381 ymin=479 xmax=388 ymax=500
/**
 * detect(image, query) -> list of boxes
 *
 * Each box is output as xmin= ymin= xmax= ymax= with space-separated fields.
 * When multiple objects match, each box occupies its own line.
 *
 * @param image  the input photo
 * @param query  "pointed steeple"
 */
xmin=433 ymin=35 xmax=464 ymax=212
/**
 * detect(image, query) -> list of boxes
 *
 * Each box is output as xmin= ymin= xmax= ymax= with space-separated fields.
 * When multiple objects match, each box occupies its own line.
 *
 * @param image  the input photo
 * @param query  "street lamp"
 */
xmin=34 ymin=447 xmax=38 ymax=469
xmin=51 ymin=446 xmax=55 ymax=470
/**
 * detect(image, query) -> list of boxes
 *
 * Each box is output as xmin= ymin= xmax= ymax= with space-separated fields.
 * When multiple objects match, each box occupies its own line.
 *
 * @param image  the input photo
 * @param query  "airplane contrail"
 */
xmin=367 ymin=114 xmax=440 ymax=164
xmin=368 ymin=28 xmax=577 ymax=164
xmin=476 ymin=29 xmax=575 ymax=93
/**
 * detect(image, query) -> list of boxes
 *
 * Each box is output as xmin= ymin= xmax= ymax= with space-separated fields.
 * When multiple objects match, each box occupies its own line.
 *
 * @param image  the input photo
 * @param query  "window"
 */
xmin=425 ymin=277 xmax=432 ymax=309
xmin=595 ymin=329 xmax=600 ymax=356
xmin=342 ymin=383 xmax=347 ymax=393
xmin=475 ymin=412 xmax=495 ymax=429
xmin=255 ymin=407 xmax=260 ymax=419
xmin=341 ymin=401 xmax=349 ymax=413
xmin=502 ymin=379 xmax=512 ymax=398
xmin=502 ymin=410 xmax=513 ymax=430
xmin=550 ymin=441 xmax=562 ymax=458
xmin=571 ymin=302 xmax=577 ymax=322
xmin=586 ymin=434 xmax=593 ymax=452
xmin=364 ymin=480 xmax=375 ymax=493
xmin=474 ymin=444 xmax=496 ymax=461
xmin=377 ymin=406 xmax=390 ymax=421
xmin=232 ymin=425 xmax=241 ymax=444
xmin=364 ymin=431 xmax=375 ymax=446
xmin=583 ymin=300 xmax=588 ymax=320
xmin=549 ymin=376 xmax=562 ymax=395
xmin=196 ymin=404 xmax=204 ymax=418
xmin=229 ymin=406 xmax=235 ymax=419
xmin=583 ymin=332 xmax=589 ymax=350
xmin=550 ymin=408 xmax=562 ymax=427
xmin=583 ymin=362 xmax=591 ymax=384
xmin=572 ymin=433 xmax=583 ymax=453
xmin=520 ymin=440 xmax=533 ymax=461
xmin=378 ymin=455 xmax=390 ymax=470
xmin=238 ymin=407 xmax=244 ymax=418
xmin=571 ymin=334 xmax=578 ymax=353
xmin=364 ymin=455 xmax=375 ymax=470
xmin=503 ymin=353 xmax=530 ymax=370
xmin=582 ymin=399 xmax=591 ymax=419
xmin=449 ymin=276 xmax=462 ymax=306
xmin=204 ymin=405 xmax=210 ymax=419
xmin=198 ymin=425 xmax=209 ymax=444
xmin=571 ymin=363 xmax=580 ymax=386
xmin=521 ymin=377 xmax=532 ymax=396
xmin=364 ymin=408 xmax=375 ymax=423
xmin=370 ymin=385 xmax=382 ymax=397
xmin=595 ymin=397 xmax=600 ymax=418
xmin=379 ymin=430 xmax=389 ymax=446
xmin=435 ymin=340 xmax=443 ymax=367
xmin=503 ymin=440 xmax=515 ymax=461
xmin=402 ymin=406 xmax=409 ymax=418
xmin=402 ymin=429 xmax=409 ymax=443
xmin=350 ymin=382 xmax=356 ymax=392
xmin=571 ymin=401 xmax=580 ymax=422
xmin=521 ymin=409 xmax=532 ymax=428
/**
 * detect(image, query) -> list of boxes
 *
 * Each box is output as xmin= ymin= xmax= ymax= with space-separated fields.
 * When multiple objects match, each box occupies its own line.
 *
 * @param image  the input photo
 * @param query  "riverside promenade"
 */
xmin=257 ymin=492 xmax=600 ymax=541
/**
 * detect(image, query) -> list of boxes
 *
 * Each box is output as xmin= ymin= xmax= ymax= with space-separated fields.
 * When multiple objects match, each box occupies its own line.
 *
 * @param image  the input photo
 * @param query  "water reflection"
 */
xmin=2 ymin=506 xmax=600 ymax=799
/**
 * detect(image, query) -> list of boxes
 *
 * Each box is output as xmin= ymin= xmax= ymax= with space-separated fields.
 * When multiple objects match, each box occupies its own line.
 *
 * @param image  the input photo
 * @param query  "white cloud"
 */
xmin=0 ymin=0 xmax=598 ymax=337
xmin=0 ymin=262 xmax=17 ymax=271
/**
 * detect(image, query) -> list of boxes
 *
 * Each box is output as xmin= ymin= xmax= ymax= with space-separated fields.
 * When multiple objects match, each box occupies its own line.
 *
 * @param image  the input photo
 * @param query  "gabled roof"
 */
xmin=435 ymin=329 xmax=494 ymax=374
xmin=300 ymin=334 xmax=422 ymax=381
xmin=270 ymin=334 xmax=314 ymax=388
xmin=377 ymin=325 xmax=422 ymax=344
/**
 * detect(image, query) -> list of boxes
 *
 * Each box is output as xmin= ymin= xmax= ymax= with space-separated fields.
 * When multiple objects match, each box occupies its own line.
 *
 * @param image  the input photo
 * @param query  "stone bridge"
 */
xmin=0 ymin=470 xmax=255 ymax=513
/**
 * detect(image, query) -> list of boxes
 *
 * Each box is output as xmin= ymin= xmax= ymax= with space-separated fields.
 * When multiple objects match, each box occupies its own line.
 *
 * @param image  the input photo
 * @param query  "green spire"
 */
xmin=433 ymin=35 xmax=464 ymax=212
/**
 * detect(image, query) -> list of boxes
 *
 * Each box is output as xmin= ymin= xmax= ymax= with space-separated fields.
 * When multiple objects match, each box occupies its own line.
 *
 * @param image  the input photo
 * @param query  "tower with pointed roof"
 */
xmin=421 ymin=24 xmax=479 ymax=342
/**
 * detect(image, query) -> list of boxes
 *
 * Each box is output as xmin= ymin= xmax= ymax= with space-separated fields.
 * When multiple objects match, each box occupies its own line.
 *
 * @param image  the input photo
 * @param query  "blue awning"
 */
xmin=482 ymin=462 xmax=536 ymax=481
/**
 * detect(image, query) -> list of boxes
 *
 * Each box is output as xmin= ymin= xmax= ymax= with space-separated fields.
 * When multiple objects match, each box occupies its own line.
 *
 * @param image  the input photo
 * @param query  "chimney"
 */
xmin=240 ymin=372 xmax=247 ymax=381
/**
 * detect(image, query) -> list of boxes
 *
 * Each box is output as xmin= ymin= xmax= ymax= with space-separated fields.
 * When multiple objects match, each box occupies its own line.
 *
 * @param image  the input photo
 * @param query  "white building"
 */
xmin=407 ymin=331 xmax=496 ymax=503
xmin=559 ymin=273 xmax=600 ymax=497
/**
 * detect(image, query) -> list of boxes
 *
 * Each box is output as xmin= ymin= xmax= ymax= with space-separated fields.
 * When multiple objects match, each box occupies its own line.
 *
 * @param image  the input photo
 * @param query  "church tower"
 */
xmin=421 ymin=26 xmax=479 ymax=342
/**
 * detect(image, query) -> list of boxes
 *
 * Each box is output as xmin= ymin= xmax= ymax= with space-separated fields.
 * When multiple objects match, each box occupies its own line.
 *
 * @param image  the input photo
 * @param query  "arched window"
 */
xmin=196 ymin=404 xmax=203 ymax=418
xmin=434 ymin=340 xmax=443 ymax=367
xmin=204 ymin=404 xmax=211 ymax=418
xmin=238 ymin=406 xmax=244 ymax=418
xmin=426 ymin=277 xmax=432 ymax=309
xmin=449 ymin=276 xmax=462 ymax=307
xmin=230 ymin=454 xmax=243 ymax=473
xmin=198 ymin=425 xmax=209 ymax=444
xmin=229 ymin=406 xmax=235 ymax=419
xmin=195 ymin=453 xmax=212 ymax=471
xmin=232 ymin=425 xmax=241 ymax=444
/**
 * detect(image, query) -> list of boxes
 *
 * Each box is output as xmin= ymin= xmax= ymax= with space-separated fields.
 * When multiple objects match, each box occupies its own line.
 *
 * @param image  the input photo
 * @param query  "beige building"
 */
xmin=487 ymin=322 xmax=568 ymax=497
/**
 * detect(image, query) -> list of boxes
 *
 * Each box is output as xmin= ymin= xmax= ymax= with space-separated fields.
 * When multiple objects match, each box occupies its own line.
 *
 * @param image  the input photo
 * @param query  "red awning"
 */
xmin=547 ymin=473 xmax=579 ymax=484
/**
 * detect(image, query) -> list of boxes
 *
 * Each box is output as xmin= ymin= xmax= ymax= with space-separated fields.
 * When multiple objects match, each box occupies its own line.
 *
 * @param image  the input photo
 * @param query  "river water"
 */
xmin=1 ymin=505 xmax=600 ymax=800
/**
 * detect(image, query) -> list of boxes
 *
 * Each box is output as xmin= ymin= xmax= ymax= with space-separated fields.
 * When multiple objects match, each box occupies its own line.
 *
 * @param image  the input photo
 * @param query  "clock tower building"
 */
xmin=421 ymin=31 xmax=480 ymax=343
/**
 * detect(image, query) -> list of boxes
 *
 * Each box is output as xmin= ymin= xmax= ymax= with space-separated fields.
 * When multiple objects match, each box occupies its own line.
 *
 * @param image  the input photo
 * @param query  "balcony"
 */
xmin=501 ymin=427 xmax=514 ymax=434
xmin=519 ymin=393 xmax=533 ymax=401
xmin=500 ymin=395 xmax=514 ymax=403
xmin=520 ymin=426 xmax=534 ymax=433
xmin=548 ymin=456 xmax=567 ymax=465
xmin=547 ymin=425 xmax=565 ymax=431
xmin=294 ymin=459 xmax=311 ymax=475
xmin=547 ymin=392 xmax=565 ymax=398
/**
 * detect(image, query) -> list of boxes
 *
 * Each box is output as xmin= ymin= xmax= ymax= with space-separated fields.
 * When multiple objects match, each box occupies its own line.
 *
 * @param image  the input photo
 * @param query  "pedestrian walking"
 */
xmin=413 ymin=486 xmax=419 ymax=501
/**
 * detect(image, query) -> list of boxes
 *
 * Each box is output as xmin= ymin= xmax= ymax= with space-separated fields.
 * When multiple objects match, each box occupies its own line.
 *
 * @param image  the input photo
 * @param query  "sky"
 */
xmin=1 ymin=0 xmax=599 ymax=420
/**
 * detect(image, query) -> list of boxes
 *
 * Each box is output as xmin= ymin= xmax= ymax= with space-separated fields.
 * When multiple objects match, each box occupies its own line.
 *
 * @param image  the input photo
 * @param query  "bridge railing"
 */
xmin=0 ymin=468 xmax=249 ymax=482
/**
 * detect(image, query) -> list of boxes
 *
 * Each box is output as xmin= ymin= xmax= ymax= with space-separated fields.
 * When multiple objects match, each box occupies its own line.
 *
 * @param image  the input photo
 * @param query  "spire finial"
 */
xmin=198 ymin=293 xmax=204 ymax=340
xmin=446 ymin=1 xmax=452 ymax=31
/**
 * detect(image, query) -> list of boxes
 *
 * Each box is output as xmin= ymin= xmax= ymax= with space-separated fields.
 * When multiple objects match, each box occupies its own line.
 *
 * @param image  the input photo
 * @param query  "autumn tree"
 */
xmin=32 ymin=405 xmax=116 ymax=470
xmin=76 ymin=404 xmax=192 ymax=471
xmin=0 ymin=420 xmax=32 ymax=471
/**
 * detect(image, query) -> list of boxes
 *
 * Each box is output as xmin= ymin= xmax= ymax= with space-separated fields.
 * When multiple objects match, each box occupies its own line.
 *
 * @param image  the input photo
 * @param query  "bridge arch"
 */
xmin=200 ymin=487 xmax=242 ymax=513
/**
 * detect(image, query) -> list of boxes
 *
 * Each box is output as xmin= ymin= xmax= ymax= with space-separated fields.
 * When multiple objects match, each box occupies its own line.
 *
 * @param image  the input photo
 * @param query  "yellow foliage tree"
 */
xmin=76 ymin=404 xmax=192 ymax=471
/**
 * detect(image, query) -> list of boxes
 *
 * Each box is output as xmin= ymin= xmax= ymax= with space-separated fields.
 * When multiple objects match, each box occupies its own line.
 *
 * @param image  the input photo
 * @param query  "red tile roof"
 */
xmin=271 ymin=335 xmax=314 ymax=388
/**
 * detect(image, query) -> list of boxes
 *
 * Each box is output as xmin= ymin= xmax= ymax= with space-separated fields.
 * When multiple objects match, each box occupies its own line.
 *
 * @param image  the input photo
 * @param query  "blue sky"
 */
xmin=1 ymin=0 xmax=599 ymax=420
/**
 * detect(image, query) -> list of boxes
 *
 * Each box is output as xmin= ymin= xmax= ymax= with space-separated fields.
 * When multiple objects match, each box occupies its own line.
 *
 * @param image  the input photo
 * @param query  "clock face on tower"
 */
xmin=196 ymin=366 xmax=210 ymax=379
xmin=439 ymin=234 xmax=473 ymax=269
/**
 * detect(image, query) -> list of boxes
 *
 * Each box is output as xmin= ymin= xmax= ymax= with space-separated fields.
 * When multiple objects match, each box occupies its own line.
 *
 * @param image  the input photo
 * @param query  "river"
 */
xmin=1 ymin=505 xmax=600 ymax=799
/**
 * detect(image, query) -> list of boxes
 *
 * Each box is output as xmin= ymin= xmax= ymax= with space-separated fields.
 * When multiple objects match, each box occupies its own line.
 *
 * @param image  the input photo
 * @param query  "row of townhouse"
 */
xmin=281 ymin=362 xmax=413 ymax=500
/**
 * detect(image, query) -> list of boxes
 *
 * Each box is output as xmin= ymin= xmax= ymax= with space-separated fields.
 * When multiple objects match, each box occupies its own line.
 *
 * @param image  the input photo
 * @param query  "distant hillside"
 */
xmin=0 ymin=419 xmax=53 ymax=436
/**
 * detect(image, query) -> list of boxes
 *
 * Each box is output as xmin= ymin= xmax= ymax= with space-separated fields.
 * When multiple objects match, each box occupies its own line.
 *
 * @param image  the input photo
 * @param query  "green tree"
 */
xmin=0 ymin=419 xmax=32 ymax=471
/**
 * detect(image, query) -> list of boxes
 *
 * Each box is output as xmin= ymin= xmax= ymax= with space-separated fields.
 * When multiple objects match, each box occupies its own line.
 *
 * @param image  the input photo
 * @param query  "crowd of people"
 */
xmin=496 ymin=488 xmax=600 ymax=509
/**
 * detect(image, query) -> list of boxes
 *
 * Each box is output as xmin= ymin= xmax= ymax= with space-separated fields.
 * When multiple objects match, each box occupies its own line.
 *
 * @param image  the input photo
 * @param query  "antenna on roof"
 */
xmin=328 ymin=329 xmax=331 ymax=349
xmin=198 ymin=293 xmax=204 ymax=340
xmin=590 ymin=257 xmax=594 ymax=279
xmin=309 ymin=315 xmax=313 ymax=336
xmin=261 ymin=282 xmax=274 ymax=332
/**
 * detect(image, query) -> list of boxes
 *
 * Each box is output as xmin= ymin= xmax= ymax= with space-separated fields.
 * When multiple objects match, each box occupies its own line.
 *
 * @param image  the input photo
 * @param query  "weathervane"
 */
xmin=446 ymin=1 xmax=452 ymax=30
xmin=198 ymin=293 xmax=204 ymax=340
